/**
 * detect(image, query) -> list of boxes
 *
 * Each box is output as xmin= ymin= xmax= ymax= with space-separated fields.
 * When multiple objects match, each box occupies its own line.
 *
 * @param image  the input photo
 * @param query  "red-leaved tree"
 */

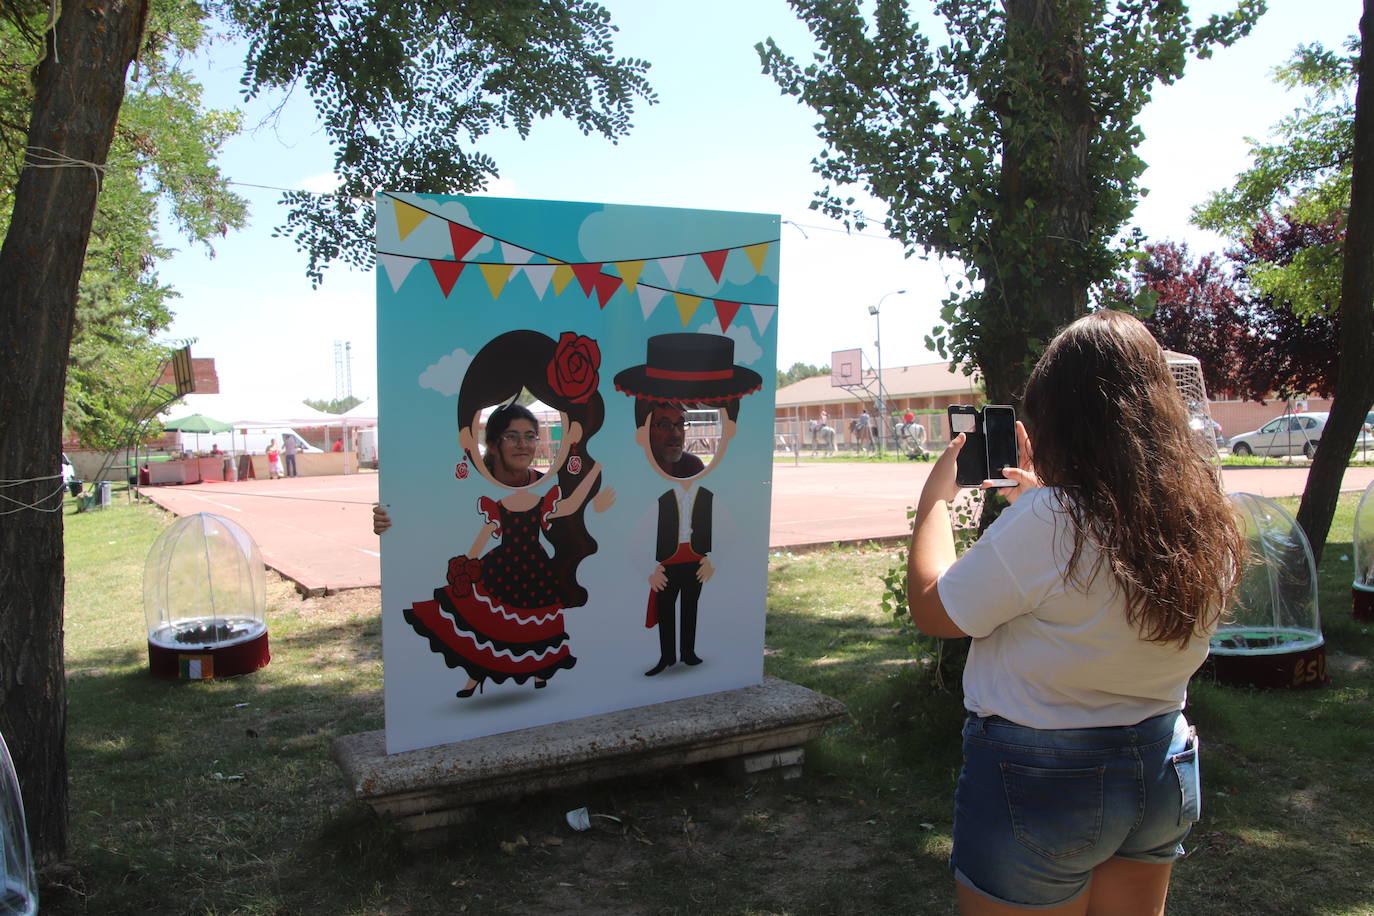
xmin=1111 ymin=215 xmax=1342 ymax=404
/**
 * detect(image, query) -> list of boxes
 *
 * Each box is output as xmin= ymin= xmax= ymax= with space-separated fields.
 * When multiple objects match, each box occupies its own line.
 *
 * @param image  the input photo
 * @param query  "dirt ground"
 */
xmin=273 ymin=578 xmax=961 ymax=915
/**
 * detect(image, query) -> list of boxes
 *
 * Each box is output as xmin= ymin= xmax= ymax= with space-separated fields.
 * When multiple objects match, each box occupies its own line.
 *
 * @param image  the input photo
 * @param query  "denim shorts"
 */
xmin=951 ymin=711 xmax=1200 ymax=909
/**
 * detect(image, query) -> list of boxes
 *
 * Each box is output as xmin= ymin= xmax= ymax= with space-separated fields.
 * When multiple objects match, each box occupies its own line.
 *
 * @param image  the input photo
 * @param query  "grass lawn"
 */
xmin=42 ymin=491 xmax=1374 ymax=914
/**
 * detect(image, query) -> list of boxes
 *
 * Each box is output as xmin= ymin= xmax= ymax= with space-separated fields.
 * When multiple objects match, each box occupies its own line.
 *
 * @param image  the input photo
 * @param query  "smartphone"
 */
xmin=982 ymin=405 xmax=1018 ymax=488
xmin=947 ymin=404 xmax=1018 ymax=488
xmin=948 ymin=405 xmax=987 ymax=487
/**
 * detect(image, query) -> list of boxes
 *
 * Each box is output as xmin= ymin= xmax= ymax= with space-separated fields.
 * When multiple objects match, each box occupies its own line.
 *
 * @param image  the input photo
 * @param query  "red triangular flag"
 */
xmin=571 ymin=262 xmax=604 ymax=296
xmin=430 ymin=259 xmax=465 ymax=297
xmin=593 ymin=273 xmax=624 ymax=308
xmin=714 ymin=300 xmax=741 ymax=331
xmin=701 ymin=249 xmax=730 ymax=282
xmin=449 ymin=224 xmax=483 ymax=261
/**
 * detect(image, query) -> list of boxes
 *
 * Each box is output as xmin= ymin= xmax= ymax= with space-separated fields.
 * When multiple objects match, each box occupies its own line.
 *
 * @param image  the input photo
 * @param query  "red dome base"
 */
xmin=1353 ymin=585 xmax=1374 ymax=623
xmin=1200 ymin=643 xmax=1328 ymax=690
xmin=148 ymin=630 xmax=271 ymax=680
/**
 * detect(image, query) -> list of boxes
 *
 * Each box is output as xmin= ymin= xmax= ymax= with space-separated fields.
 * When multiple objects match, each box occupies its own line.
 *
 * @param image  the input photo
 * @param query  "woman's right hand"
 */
xmin=988 ymin=421 xmax=1040 ymax=505
xmin=372 ymin=503 xmax=391 ymax=535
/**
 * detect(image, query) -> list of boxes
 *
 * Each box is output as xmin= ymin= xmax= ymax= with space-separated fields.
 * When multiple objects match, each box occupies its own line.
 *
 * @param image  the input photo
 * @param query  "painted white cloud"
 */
xmin=698 ymin=319 xmax=763 ymax=366
xmin=419 ymin=348 xmax=473 ymax=397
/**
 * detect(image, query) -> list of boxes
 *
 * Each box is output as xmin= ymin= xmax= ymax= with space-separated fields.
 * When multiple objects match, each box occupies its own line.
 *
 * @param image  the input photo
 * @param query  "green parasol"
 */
xmin=164 ymin=413 xmax=233 ymax=453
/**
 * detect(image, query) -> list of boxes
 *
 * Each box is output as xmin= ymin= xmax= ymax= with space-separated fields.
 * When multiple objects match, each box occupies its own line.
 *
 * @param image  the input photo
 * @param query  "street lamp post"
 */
xmin=868 ymin=289 xmax=906 ymax=457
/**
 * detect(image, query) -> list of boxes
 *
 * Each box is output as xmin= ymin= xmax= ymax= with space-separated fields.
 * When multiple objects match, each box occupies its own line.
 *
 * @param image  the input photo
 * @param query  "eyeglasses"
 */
xmin=499 ymin=432 xmax=540 ymax=445
xmin=651 ymin=420 xmax=687 ymax=432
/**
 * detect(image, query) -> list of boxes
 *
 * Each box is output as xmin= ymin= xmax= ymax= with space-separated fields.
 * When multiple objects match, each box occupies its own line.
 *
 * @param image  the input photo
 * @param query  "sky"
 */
xmin=156 ymin=0 xmax=1363 ymax=406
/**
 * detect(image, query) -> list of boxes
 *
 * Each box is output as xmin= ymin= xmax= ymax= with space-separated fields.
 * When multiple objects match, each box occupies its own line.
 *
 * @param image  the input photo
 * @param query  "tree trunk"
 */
xmin=1296 ymin=0 xmax=1374 ymax=566
xmin=979 ymin=0 xmax=1093 ymax=405
xmin=0 ymin=0 xmax=145 ymax=866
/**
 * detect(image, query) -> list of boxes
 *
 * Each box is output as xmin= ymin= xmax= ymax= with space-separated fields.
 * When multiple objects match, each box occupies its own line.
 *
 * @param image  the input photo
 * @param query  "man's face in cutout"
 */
xmin=647 ymin=405 xmax=687 ymax=473
xmin=636 ymin=403 xmax=737 ymax=482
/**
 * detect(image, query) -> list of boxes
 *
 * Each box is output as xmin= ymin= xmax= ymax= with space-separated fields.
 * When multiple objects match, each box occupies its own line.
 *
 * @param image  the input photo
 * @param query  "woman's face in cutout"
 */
xmin=491 ymin=418 xmax=538 ymax=477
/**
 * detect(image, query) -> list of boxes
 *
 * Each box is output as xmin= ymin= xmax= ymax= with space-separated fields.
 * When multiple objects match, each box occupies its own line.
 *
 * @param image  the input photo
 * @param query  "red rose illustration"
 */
xmin=455 ymin=461 xmax=469 ymax=479
xmin=568 ymin=455 xmax=582 ymax=475
xmin=548 ymin=332 xmax=600 ymax=404
xmin=446 ymin=556 xmax=483 ymax=591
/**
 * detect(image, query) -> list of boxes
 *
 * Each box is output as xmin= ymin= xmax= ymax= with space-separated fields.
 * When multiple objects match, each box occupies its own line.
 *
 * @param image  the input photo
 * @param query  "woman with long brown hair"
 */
xmin=907 ymin=310 xmax=1243 ymax=915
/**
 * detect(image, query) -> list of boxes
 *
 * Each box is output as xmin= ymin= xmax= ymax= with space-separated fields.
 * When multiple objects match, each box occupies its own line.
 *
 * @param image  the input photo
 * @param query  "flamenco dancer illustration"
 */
xmin=403 ymin=330 xmax=613 ymax=697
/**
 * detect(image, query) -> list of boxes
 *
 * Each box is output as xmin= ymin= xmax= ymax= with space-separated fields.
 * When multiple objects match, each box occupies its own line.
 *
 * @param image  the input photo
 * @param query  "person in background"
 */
xmin=332 ymin=439 xmax=343 ymax=452
xmin=906 ymin=310 xmax=1244 ymax=915
xmin=266 ymin=439 xmax=283 ymax=479
xmin=282 ymin=433 xmax=301 ymax=477
xmin=210 ymin=444 xmax=223 ymax=456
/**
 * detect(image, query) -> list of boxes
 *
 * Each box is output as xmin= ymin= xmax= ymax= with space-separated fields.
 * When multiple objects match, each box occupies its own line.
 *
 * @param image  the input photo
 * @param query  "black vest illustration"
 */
xmin=655 ymin=487 xmax=713 ymax=562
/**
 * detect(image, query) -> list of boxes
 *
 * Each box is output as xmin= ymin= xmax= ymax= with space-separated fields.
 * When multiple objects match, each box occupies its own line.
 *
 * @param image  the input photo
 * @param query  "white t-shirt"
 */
xmin=937 ymin=487 xmax=1209 ymax=729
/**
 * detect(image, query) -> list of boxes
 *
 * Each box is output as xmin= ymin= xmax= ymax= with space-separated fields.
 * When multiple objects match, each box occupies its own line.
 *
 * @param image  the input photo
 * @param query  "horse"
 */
xmin=896 ymin=420 xmax=929 ymax=460
xmin=850 ymin=417 xmax=874 ymax=454
xmin=810 ymin=420 xmax=837 ymax=456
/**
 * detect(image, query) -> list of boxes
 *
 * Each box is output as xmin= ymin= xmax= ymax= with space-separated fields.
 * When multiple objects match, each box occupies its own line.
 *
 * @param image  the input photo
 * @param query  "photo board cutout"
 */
xmin=376 ymin=194 xmax=780 ymax=754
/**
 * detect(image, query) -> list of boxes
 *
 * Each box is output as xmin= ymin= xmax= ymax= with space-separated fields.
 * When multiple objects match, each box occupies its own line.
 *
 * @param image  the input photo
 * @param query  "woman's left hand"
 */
xmin=920 ymin=432 xmax=966 ymax=510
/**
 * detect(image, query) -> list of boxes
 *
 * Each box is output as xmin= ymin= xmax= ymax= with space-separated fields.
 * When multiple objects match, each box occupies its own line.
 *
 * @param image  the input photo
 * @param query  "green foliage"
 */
xmin=759 ymin=0 xmax=1260 ymax=401
xmin=210 ymin=0 xmax=657 ymax=286
xmin=1193 ymin=37 xmax=1358 ymax=318
xmin=879 ymin=492 xmax=988 ymax=693
xmin=303 ymin=395 xmax=364 ymax=414
xmin=0 ymin=0 xmax=247 ymax=451
xmin=776 ymin=360 xmax=829 ymax=389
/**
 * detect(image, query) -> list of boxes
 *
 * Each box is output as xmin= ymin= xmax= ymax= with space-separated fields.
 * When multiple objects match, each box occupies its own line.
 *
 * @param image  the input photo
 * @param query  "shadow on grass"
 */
xmin=1164 ymin=535 xmax=1374 ymax=916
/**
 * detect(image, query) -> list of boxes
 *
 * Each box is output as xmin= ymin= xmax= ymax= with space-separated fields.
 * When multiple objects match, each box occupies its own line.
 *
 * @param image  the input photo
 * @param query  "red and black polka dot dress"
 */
xmin=404 ymin=488 xmax=576 ymax=687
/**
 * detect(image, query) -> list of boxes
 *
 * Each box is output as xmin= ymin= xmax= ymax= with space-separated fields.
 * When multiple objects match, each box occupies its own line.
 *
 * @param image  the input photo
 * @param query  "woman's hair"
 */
xmin=481 ymin=404 xmax=539 ymax=475
xmin=1022 ymin=310 xmax=1243 ymax=647
xmin=457 ymin=330 xmax=605 ymax=608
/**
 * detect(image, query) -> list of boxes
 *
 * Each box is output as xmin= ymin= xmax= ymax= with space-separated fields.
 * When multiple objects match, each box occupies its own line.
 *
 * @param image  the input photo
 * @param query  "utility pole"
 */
xmin=868 ymin=289 xmax=907 ymax=456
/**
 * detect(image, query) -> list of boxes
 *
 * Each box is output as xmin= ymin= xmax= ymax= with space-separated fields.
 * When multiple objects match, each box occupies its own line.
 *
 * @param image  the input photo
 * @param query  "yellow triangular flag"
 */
xmin=393 ymin=200 xmax=430 ymax=240
xmin=615 ymin=259 xmax=646 ymax=292
xmin=674 ymin=293 xmax=703 ymax=326
xmin=479 ymin=263 xmax=514 ymax=298
xmin=552 ymin=263 xmax=576 ymax=295
xmin=743 ymin=242 xmax=770 ymax=274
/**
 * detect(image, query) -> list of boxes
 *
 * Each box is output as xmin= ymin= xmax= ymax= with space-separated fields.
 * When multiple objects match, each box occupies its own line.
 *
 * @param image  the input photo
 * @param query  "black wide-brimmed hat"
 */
xmin=614 ymin=333 xmax=762 ymax=404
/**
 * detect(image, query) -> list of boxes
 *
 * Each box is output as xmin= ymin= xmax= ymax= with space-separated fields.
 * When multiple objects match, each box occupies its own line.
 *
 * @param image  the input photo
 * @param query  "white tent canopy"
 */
xmin=340 ymin=396 xmax=377 ymax=423
xmin=164 ymin=391 xmax=336 ymax=428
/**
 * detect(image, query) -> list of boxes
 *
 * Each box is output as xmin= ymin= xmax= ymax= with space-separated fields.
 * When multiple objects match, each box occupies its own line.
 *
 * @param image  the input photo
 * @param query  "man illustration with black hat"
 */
xmin=615 ymin=333 xmax=761 ymax=677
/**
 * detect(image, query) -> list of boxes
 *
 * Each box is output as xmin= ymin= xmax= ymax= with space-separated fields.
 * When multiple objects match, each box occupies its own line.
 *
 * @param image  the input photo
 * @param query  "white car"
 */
xmin=1228 ymin=412 xmax=1373 ymax=458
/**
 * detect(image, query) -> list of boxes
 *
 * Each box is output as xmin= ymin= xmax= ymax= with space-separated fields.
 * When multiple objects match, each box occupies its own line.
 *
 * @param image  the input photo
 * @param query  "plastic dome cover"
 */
xmin=1355 ymin=480 xmax=1374 ymax=588
xmin=1212 ymin=493 xmax=1322 ymax=655
xmin=0 ymin=731 xmax=37 ymax=915
xmin=143 ymin=513 xmax=266 ymax=650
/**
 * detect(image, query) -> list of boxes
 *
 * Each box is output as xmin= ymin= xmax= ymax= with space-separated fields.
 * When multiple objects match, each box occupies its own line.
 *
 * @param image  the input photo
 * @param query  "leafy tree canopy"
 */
xmin=1109 ymin=217 xmax=1341 ymax=405
xmin=758 ymin=0 xmax=1259 ymax=403
xmin=0 ymin=0 xmax=247 ymax=452
xmin=209 ymin=0 xmax=657 ymax=285
xmin=777 ymin=361 xmax=829 ymax=389
xmin=304 ymin=395 xmax=364 ymax=414
xmin=1194 ymin=36 xmax=1358 ymax=317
